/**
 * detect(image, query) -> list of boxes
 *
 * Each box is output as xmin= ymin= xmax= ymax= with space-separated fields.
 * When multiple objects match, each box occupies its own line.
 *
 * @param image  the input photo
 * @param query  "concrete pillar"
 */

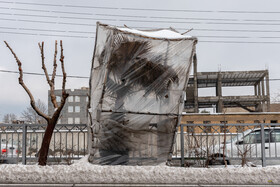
xmin=261 ymin=79 xmax=265 ymax=111
xmin=216 ymin=72 xmax=223 ymax=113
xmin=265 ymin=70 xmax=270 ymax=112
xmin=254 ymin=84 xmax=257 ymax=96
xmin=193 ymin=54 xmax=199 ymax=113
xmin=256 ymin=82 xmax=262 ymax=112
xmin=261 ymin=79 xmax=265 ymax=96
xmin=258 ymin=82 xmax=261 ymax=97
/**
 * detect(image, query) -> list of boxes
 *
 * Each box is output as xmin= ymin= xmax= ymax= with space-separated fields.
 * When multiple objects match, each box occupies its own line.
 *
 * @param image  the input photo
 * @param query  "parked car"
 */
xmin=207 ymin=127 xmax=280 ymax=165
xmin=0 ymin=143 xmax=18 ymax=163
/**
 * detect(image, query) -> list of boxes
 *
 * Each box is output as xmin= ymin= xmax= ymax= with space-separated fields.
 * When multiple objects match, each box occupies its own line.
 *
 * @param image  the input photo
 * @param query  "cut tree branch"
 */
xmin=60 ymin=40 xmax=68 ymax=102
xmin=4 ymin=41 xmax=50 ymax=121
xmin=39 ymin=42 xmax=58 ymax=109
xmin=51 ymin=40 xmax=58 ymax=84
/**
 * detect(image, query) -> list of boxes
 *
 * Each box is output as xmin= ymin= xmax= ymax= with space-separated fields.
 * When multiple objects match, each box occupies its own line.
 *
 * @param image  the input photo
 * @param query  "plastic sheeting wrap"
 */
xmin=89 ymin=22 xmax=197 ymax=165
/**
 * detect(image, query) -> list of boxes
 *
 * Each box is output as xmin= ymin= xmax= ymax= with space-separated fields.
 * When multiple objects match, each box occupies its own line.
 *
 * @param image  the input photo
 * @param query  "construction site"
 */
xmin=185 ymin=54 xmax=271 ymax=114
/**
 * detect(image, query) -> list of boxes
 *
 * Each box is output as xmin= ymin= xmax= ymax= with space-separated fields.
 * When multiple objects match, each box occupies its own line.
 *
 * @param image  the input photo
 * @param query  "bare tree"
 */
xmin=4 ymin=40 xmax=69 ymax=166
xmin=222 ymin=110 xmax=228 ymax=167
xmin=21 ymin=99 xmax=47 ymax=124
xmin=3 ymin=113 xmax=17 ymax=124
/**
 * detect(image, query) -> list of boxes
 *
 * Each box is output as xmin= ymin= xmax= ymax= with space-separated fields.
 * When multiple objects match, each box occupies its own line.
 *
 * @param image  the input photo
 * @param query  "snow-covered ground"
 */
xmin=0 ymin=156 xmax=279 ymax=185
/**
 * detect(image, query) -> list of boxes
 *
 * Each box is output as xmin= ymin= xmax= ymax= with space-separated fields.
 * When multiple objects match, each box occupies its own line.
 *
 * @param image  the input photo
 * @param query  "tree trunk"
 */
xmin=38 ymin=119 xmax=56 ymax=166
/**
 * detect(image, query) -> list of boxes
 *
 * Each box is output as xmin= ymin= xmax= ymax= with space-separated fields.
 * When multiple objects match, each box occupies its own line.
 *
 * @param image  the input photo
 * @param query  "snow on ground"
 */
xmin=0 ymin=156 xmax=279 ymax=185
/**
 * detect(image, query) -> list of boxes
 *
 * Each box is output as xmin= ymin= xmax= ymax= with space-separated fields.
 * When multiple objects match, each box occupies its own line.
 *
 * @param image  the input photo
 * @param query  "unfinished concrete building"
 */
xmin=185 ymin=55 xmax=270 ymax=113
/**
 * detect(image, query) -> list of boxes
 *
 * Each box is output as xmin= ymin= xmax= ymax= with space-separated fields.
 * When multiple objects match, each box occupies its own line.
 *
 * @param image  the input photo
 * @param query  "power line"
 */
xmin=192 ymin=28 xmax=280 ymax=33
xmin=2 ymin=26 xmax=280 ymax=40
xmin=1 ymin=1 xmax=280 ymax=14
xmin=3 ymin=6 xmax=280 ymax=24
xmin=3 ymin=11 xmax=280 ymax=27
xmin=0 ymin=30 xmax=94 ymax=38
xmin=3 ymin=25 xmax=280 ymax=36
xmin=0 ymin=70 xmax=89 ymax=79
xmin=3 ymin=29 xmax=280 ymax=43
xmin=199 ymin=41 xmax=280 ymax=44
xmin=1 ymin=69 xmax=280 ymax=82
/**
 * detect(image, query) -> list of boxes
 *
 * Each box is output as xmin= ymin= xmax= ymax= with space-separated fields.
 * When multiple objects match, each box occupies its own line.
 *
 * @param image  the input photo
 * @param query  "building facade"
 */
xmin=181 ymin=112 xmax=280 ymax=125
xmin=48 ymin=87 xmax=89 ymax=124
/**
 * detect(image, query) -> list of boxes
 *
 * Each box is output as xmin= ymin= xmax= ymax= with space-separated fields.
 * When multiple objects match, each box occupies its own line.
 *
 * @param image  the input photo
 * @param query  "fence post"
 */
xmin=180 ymin=124 xmax=184 ymax=167
xmin=260 ymin=123 xmax=266 ymax=167
xmin=22 ymin=124 xmax=27 ymax=165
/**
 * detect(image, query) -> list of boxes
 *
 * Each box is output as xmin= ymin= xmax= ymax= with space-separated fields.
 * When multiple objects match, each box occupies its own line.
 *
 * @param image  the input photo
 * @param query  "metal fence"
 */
xmin=3 ymin=122 xmax=280 ymax=167
xmin=173 ymin=123 xmax=280 ymax=167
xmin=0 ymin=123 xmax=88 ymax=164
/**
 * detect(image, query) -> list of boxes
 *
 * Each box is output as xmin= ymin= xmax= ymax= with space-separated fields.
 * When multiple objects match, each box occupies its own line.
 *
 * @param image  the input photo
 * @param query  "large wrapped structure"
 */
xmin=89 ymin=22 xmax=197 ymax=165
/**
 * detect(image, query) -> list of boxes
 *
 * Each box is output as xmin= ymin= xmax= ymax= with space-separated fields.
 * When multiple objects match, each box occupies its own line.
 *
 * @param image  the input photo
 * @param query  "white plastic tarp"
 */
xmin=89 ymin=22 xmax=197 ymax=165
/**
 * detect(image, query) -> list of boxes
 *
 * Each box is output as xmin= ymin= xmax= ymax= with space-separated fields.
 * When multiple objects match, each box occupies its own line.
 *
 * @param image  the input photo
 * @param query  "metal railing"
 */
xmin=173 ymin=123 xmax=280 ymax=167
xmin=0 ymin=123 xmax=88 ymax=164
xmin=3 ymin=122 xmax=280 ymax=167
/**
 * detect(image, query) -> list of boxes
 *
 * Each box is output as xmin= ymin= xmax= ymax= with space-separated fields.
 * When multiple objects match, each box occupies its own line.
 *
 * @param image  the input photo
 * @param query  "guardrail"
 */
xmin=0 ymin=124 xmax=88 ymax=164
xmin=174 ymin=123 xmax=280 ymax=167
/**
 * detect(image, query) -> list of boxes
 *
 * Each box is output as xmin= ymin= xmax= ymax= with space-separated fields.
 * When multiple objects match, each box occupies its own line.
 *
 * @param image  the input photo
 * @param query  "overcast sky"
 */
xmin=1 ymin=0 xmax=280 ymax=119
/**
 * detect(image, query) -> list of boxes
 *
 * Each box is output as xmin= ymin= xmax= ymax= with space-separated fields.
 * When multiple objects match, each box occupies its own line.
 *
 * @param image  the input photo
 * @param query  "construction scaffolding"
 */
xmin=185 ymin=57 xmax=270 ymax=113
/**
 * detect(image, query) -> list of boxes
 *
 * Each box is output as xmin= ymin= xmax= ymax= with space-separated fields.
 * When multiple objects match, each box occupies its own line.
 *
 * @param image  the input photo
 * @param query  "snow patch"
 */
xmin=118 ymin=27 xmax=192 ymax=39
xmin=0 ymin=157 xmax=279 ymax=185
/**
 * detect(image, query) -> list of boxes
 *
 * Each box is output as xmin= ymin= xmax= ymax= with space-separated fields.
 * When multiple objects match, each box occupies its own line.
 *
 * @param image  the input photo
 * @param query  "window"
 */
xmin=271 ymin=130 xmax=280 ymax=142
xmin=243 ymin=130 xmax=273 ymax=144
xmin=75 ymin=118 xmax=80 ymax=124
xmin=75 ymin=106 xmax=80 ymax=113
xmin=68 ymin=118 xmax=73 ymax=124
xmin=75 ymin=96 xmax=80 ymax=102
xmin=271 ymin=120 xmax=278 ymax=123
xmin=68 ymin=106 xmax=73 ymax=113
xmin=68 ymin=96 xmax=73 ymax=102
xmin=56 ymin=96 xmax=61 ymax=102
xmin=186 ymin=121 xmax=194 ymax=133
xmin=204 ymin=126 xmax=212 ymax=133
xmin=220 ymin=126 xmax=229 ymax=133
xmin=203 ymin=121 xmax=211 ymax=133
xmin=236 ymin=126 xmax=245 ymax=133
xmin=243 ymin=131 xmax=260 ymax=144
xmin=187 ymin=126 xmax=194 ymax=133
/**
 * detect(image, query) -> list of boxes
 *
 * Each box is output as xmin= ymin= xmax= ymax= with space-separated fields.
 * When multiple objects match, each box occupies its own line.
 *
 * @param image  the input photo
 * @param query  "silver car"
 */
xmin=208 ymin=127 xmax=280 ymax=165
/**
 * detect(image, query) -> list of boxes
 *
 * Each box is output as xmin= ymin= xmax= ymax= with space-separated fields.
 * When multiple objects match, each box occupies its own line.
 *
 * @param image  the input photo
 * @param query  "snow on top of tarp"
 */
xmin=0 ymin=156 xmax=280 ymax=185
xmin=118 ymin=27 xmax=192 ymax=39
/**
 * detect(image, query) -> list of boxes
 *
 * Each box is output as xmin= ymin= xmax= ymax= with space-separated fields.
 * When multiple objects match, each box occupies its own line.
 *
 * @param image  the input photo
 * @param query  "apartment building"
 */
xmin=48 ymin=87 xmax=89 ymax=124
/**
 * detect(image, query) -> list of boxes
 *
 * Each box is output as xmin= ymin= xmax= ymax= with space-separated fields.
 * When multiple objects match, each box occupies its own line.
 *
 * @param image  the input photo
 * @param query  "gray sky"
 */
xmin=1 ymin=0 xmax=280 ymax=119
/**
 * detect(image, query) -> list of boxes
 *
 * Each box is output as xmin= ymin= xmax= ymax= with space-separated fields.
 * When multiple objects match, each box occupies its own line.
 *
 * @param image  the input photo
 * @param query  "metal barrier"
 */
xmin=0 ymin=124 xmax=88 ymax=164
xmin=174 ymin=123 xmax=280 ymax=167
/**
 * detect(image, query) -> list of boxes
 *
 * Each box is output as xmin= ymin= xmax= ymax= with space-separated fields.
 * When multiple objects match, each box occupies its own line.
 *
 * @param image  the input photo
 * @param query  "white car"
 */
xmin=0 ymin=144 xmax=18 ymax=163
xmin=208 ymin=127 xmax=280 ymax=165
